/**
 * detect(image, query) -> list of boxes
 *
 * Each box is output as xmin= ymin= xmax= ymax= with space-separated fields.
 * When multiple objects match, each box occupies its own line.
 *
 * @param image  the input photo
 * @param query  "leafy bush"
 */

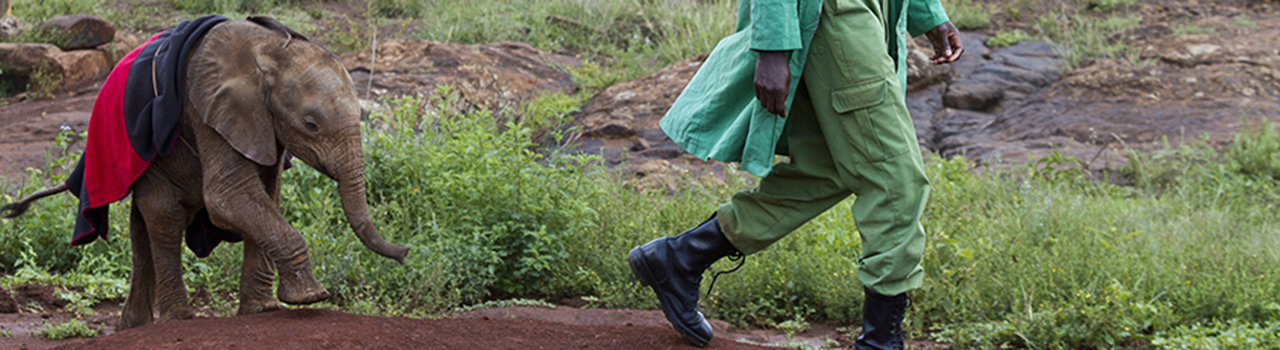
xmin=38 ymin=319 xmax=101 ymax=340
xmin=1152 ymin=320 xmax=1280 ymax=349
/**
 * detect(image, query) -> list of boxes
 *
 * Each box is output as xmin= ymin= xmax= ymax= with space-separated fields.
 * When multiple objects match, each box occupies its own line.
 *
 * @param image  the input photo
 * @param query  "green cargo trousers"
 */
xmin=716 ymin=0 xmax=930 ymax=297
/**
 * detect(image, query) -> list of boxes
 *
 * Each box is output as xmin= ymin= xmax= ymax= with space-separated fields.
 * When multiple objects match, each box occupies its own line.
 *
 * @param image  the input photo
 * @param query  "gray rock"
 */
xmin=37 ymin=15 xmax=116 ymax=50
xmin=943 ymin=80 xmax=1005 ymax=111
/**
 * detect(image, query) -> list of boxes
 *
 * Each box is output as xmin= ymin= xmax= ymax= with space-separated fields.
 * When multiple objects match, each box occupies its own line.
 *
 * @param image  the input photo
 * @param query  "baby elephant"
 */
xmin=1 ymin=16 xmax=407 ymax=329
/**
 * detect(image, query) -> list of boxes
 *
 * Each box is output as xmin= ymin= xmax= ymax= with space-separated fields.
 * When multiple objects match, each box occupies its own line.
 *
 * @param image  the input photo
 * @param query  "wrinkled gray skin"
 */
xmin=115 ymin=18 xmax=407 ymax=329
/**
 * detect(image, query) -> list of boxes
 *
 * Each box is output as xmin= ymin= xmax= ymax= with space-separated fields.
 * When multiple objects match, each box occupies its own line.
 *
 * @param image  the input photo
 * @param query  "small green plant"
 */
xmin=986 ymin=30 xmax=1036 ymax=48
xmin=368 ymin=0 xmax=425 ymax=18
xmin=776 ymin=316 xmax=811 ymax=341
xmin=1174 ymin=24 xmax=1218 ymax=36
xmin=28 ymin=59 xmax=63 ymax=99
xmin=1086 ymin=0 xmax=1135 ymax=12
xmin=1152 ymin=320 xmax=1280 ymax=349
xmin=0 ymin=331 xmax=12 ymax=337
xmin=942 ymin=0 xmax=992 ymax=30
xmin=1234 ymin=17 xmax=1259 ymax=29
xmin=37 ymin=319 xmax=101 ymax=340
xmin=1225 ymin=117 xmax=1280 ymax=180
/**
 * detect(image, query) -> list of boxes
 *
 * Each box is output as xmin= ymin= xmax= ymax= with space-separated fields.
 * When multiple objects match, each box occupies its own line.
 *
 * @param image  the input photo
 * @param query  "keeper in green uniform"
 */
xmin=627 ymin=0 xmax=963 ymax=347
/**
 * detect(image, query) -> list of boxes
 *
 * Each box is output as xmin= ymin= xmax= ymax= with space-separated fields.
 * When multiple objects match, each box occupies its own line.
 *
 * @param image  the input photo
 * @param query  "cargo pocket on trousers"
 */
xmin=831 ymin=77 xmax=897 ymax=164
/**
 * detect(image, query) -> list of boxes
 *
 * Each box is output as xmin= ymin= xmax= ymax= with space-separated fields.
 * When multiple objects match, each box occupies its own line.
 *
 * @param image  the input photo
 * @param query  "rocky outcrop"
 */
xmin=566 ymin=55 xmax=705 ymax=167
xmin=0 ymin=42 xmax=111 ymax=94
xmin=340 ymin=39 xmax=581 ymax=114
xmin=36 ymin=14 xmax=116 ymax=50
xmin=942 ymin=39 xmax=1064 ymax=112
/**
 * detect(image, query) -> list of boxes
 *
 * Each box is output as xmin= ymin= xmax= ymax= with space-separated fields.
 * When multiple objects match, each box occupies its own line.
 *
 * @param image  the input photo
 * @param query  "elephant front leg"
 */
xmin=120 ymin=205 xmax=156 ymax=330
xmin=206 ymin=190 xmax=329 ymax=305
xmin=237 ymin=239 xmax=286 ymax=315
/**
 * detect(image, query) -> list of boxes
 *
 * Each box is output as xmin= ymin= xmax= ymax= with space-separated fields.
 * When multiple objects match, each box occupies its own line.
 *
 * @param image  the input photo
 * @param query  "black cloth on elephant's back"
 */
xmin=65 ymin=15 xmax=242 ymax=257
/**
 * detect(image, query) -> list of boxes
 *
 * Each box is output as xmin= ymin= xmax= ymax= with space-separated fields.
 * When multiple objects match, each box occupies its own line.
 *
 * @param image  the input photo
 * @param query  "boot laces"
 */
xmin=704 ymin=251 xmax=745 ymax=301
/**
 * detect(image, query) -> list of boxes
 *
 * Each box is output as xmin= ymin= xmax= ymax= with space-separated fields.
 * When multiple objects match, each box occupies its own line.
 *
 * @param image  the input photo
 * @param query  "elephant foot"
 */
xmin=277 ymin=268 xmax=329 ymax=305
xmin=157 ymin=307 xmax=196 ymax=324
xmin=238 ymin=299 xmax=287 ymax=315
xmin=117 ymin=313 xmax=153 ymax=330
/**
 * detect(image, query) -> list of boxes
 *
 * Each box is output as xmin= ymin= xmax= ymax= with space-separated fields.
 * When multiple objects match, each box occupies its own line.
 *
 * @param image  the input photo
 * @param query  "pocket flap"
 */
xmin=831 ymin=78 xmax=887 ymax=113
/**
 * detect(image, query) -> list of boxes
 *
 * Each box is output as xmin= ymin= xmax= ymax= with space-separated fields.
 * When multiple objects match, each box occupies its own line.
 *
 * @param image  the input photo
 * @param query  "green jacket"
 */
xmin=660 ymin=0 xmax=949 ymax=177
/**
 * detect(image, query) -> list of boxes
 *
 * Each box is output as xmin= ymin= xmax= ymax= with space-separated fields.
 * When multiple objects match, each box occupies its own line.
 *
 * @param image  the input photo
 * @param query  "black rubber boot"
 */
xmin=853 ymin=287 xmax=911 ymax=350
xmin=628 ymin=215 xmax=739 ymax=347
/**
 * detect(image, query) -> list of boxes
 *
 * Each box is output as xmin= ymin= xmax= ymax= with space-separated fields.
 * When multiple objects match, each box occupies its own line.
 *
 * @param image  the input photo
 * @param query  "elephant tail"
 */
xmin=1 ymin=183 xmax=69 ymax=219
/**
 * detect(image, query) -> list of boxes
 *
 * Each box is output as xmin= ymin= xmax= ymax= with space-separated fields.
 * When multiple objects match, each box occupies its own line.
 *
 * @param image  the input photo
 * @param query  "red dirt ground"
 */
xmin=39 ymin=308 xmax=782 ymax=350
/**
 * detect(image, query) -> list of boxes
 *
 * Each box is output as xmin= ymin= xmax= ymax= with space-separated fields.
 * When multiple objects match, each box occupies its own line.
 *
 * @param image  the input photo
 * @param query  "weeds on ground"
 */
xmin=1173 ymin=24 xmax=1218 ymax=36
xmin=37 ymin=319 xmax=101 ymax=340
xmin=941 ymin=0 xmax=992 ymax=30
xmin=1234 ymin=17 xmax=1259 ymax=29
xmin=1036 ymin=13 xmax=1142 ymax=70
xmin=10 ymin=0 xmax=100 ymax=25
xmin=27 ymin=60 xmax=62 ymax=99
xmin=986 ymin=30 xmax=1035 ymax=48
xmin=1086 ymin=0 xmax=1135 ymax=12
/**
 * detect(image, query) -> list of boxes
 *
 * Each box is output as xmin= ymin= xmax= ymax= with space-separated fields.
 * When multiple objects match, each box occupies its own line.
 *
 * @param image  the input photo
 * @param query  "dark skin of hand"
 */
xmin=754 ymin=21 xmax=965 ymax=117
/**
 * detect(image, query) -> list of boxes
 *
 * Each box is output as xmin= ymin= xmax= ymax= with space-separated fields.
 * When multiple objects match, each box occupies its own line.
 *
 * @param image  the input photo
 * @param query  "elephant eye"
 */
xmin=304 ymin=121 xmax=319 ymax=132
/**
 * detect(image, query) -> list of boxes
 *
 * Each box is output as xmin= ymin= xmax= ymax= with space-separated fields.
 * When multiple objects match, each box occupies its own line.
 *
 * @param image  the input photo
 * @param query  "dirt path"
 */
xmin=19 ymin=308 xmax=782 ymax=350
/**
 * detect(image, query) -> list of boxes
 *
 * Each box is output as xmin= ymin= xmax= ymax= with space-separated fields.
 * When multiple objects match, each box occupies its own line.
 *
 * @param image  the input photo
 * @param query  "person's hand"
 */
xmin=754 ymin=50 xmax=790 ymax=118
xmin=925 ymin=21 xmax=964 ymax=64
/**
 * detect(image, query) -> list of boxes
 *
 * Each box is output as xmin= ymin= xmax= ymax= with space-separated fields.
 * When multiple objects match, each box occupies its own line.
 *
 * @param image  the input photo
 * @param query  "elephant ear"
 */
xmin=187 ymin=22 xmax=279 ymax=166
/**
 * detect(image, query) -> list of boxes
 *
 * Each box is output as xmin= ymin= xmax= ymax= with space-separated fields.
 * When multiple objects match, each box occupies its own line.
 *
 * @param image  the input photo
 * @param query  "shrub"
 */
xmin=38 ymin=319 xmax=101 ymax=340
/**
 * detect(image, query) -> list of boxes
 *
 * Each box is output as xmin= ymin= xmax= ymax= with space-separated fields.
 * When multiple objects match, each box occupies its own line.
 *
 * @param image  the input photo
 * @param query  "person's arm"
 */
xmin=750 ymin=0 xmax=800 ymax=117
xmin=909 ymin=0 xmax=964 ymax=64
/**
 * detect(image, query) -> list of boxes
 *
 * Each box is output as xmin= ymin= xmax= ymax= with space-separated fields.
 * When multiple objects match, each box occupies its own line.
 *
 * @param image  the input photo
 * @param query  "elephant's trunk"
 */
xmin=336 ymin=155 xmax=409 ymax=264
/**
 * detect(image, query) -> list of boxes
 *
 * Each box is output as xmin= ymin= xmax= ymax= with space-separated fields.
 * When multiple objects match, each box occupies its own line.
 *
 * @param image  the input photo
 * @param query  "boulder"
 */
xmin=37 ymin=14 xmax=116 ymax=50
xmin=98 ymin=32 xmax=139 ymax=64
xmin=942 ymin=40 xmax=1064 ymax=111
xmin=0 ymin=42 xmax=111 ymax=93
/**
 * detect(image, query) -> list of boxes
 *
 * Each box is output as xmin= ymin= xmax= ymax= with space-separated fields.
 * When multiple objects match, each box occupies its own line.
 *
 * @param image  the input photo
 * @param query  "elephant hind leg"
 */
xmin=119 ymin=204 xmax=156 ymax=330
xmin=237 ymin=239 xmax=286 ymax=315
xmin=133 ymin=180 xmax=196 ymax=323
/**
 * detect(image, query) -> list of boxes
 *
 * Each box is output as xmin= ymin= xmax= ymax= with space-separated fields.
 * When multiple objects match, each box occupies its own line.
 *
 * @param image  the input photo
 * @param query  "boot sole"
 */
xmin=628 ymin=246 xmax=712 ymax=347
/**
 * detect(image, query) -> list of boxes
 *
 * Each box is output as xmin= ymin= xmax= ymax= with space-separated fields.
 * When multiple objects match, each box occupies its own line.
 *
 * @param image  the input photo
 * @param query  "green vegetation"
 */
xmin=1087 ymin=0 xmax=1135 ymax=12
xmin=6 ymin=85 xmax=1280 ymax=348
xmin=37 ymin=319 xmax=101 ymax=340
xmin=1036 ymin=13 xmax=1142 ymax=69
xmin=986 ymin=30 xmax=1035 ymax=48
xmin=941 ymin=0 xmax=992 ymax=30
xmin=1234 ymin=17 xmax=1259 ymax=29
xmin=10 ymin=0 xmax=100 ymax=25
xmin=2 ymin=1 xmax=1280 ymax=349
xmin=1174 ymin=24 xmax=1219 ymax=36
